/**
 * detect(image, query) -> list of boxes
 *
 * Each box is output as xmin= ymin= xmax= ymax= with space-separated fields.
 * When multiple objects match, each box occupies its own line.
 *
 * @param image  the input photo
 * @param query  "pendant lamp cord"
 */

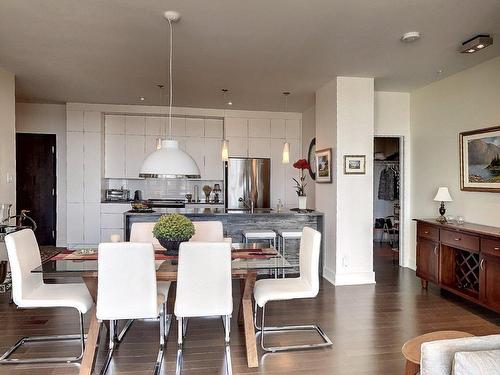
xmin=167 ymin=18 xmax=173 ymax=139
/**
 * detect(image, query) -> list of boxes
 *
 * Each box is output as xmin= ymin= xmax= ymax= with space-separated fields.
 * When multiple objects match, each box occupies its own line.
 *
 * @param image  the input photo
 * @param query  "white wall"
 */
xmin=302 ymin=105 xmax=316 ymax=208
xmin=16 ymin=103 xmax=67 ymax=246
xmin=0 ymin=67 xmax=16 ymax=260
xmin=374 ymin=92 xmax=412 ymax=268
xmin=411 ymin=56 xmax=500 ymax=257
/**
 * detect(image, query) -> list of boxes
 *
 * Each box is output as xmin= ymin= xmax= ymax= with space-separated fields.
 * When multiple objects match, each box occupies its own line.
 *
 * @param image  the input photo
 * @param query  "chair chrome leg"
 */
xmin=99 ymin=319 xmax=117 ymax=375
xmin=0 ymin=310 xmax=86 ymax=364
xmin=153 ymin=306 xmax=167 ymax=375
xmin=256 ymin=304 xmax=333 ymax=353
xmin=176 ymin=317 xmax=184 ymax=375
xmin=224 ymin=315 xmax=232 ymax=375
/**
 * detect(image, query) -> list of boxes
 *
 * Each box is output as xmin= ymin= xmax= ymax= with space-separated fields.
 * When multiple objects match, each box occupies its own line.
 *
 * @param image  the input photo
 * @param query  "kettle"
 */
xmin=133 ymin=190 xmax=143 ymax=201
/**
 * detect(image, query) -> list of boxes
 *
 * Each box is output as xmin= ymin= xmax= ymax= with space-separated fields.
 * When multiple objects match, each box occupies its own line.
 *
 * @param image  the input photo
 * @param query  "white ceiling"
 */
xmin=1 ymin=0 xmax=499 ymax=112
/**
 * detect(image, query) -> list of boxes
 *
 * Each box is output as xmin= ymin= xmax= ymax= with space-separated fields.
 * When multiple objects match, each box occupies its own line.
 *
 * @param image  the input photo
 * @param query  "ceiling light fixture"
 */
xmin=140 ymin=97 xmax=145 ymax=101
xmin=221 ymin=89 xmax=230 ymax=161
xmin=282 ymin=92 xmax=291 ymax=164
xmin=460 ymin=34 xmax=493 ymax=53
xmin=401 ymin=31 xmax=421 ymax=43
xmin=139 ymin=11 xmax=201 ymax=179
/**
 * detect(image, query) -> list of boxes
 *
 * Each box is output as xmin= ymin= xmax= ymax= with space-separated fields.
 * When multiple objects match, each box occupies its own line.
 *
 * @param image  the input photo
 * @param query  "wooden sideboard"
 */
xmin=415 ymin=219 xmax=500 ymax=313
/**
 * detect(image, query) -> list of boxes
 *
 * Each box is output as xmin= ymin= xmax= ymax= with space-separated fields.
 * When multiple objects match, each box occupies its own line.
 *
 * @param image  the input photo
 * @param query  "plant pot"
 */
xmin=298 ymin=196 xmax=307 ymax=210
xmin=157 ymin=237 xmax=189 ymax=256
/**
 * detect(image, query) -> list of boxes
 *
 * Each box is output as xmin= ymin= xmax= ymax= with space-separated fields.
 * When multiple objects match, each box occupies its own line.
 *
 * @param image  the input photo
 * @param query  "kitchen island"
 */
xmin=124 ymin=208 xmax=324 ymax=273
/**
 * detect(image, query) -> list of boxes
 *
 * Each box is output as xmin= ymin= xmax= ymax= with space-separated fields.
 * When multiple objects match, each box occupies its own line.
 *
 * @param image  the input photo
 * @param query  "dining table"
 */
xmin=32 ymin=242 xmax=293 ymax=374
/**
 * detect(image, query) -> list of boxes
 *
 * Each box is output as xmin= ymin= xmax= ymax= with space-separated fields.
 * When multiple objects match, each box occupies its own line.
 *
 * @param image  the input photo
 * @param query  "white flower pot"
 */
xmin=298 ymin=196 xmax=307 ymax=210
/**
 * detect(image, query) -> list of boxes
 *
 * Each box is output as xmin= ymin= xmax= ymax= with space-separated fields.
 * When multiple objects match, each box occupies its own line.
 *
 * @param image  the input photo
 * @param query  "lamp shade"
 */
xmin=139 ymin=140 xmax=201 ymax=179
xmin=221 ymin=139 xmax=229 ymax=162
xmin=282 ymin=142 xmax=290 ymax=164
xmin=434 ymin=187 xmax=453 ymax=202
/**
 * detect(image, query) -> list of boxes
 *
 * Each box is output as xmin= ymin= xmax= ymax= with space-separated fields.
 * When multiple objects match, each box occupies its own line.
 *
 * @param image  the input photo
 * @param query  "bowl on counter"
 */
xmin=130 ymin=201 xmax=154 ymax=212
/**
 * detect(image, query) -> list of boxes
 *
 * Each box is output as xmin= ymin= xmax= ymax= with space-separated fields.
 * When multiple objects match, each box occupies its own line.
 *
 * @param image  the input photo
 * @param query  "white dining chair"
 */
xmin=97 ymin=242 xmax=170 ymax=375
xmin=253 ymin=227 xmax=333 ymax=352
xmin=174 ymin=241 xmax=233 ymax=375
xmin=0 ymin=229 xmax=93 ymax=364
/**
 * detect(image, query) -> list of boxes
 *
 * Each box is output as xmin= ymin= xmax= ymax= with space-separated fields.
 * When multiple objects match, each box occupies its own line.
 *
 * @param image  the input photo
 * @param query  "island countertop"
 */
xmin=124 ymin=208 xmax=324 ymax=217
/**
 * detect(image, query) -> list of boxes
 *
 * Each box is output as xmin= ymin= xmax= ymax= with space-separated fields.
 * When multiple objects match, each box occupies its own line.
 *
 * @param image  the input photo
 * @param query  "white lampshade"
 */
xmin=221 ymin=139 xmax=229 ymax=161
xmin=139 ymin=140 xmax=201 ymax=179
xmin=282 ymin=142 xmax=290 ymax=164
xmin=434 ymin=187 xmax=453 ymax=202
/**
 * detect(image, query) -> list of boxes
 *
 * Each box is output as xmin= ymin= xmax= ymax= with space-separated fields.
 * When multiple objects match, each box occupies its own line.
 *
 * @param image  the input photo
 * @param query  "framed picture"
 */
xmin=315 ymin=148 xmax=332 ymax=183
xmin=344 ymin=155 xmax=366 ymax=174
xmin=460 ymin=125 xmax=500 ymax=192
xmin=307 ymin=137 xmax=316 ymax=180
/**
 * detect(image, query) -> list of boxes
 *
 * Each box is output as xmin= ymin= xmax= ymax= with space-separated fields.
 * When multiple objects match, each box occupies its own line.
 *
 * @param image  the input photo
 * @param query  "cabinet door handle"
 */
xmin=480 ymin=259 xmax=486 ymax=271
xmin=494 ymin=247 xmax=499 ymax=251
xmin=433 ymin=245 xmax=438 ymax=255
xmin=454 ymin=238 xmax=461 ymax=241
xmin=423 ymin=231 xmax=429 ymax=234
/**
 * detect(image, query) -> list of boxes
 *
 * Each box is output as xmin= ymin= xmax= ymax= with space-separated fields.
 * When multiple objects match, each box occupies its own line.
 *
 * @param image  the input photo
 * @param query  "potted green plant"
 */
xmin=153 ymin=213 xmax=196 ymax=255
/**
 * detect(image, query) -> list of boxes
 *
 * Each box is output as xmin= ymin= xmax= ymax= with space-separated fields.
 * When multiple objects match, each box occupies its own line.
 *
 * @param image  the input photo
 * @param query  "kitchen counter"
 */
xmin=124 ymin=208 xmax=324 ymax=275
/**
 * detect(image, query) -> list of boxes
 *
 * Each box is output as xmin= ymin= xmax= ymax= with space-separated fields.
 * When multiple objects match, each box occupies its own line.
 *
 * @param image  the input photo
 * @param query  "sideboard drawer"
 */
xmin=417 ymin=223 xmax=439 ymax=241
xmin=482 ymin=238 xmax=500 ymax=257
xmin=441 ymin=229 xmax=479 ymax=252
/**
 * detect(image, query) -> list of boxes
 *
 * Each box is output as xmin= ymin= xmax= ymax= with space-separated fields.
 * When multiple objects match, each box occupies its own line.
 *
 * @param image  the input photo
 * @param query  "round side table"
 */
xmin=401 ymin=330 xmax=474 ymax=375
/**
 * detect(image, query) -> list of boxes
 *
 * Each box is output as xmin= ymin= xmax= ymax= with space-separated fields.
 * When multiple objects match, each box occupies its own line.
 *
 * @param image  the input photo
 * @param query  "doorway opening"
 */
xmin=373 ymin=137 xmax=402 ymax=276
xmin=16 ymin=133 xmax=57 ymax=246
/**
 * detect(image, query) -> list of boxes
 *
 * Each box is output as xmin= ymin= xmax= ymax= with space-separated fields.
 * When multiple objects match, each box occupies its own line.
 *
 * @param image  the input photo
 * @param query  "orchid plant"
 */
xmin=292 ymin=159 xmax=310 ymax=196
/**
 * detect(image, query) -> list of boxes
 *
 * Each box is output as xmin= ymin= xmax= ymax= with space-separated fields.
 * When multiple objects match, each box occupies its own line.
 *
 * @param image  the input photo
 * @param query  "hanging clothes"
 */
xmin=378 ymin=166 xmax=399 ymax=201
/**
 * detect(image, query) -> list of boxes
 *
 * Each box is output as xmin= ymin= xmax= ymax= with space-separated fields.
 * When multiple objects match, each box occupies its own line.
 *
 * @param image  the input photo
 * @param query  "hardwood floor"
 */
xmin=0 ymin=247 xmax=498 ymax=374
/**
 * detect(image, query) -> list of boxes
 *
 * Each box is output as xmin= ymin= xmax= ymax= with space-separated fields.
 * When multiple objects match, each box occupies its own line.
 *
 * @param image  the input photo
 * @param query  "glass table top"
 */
xmin=32 ymin=242 xmax=293 ymax=276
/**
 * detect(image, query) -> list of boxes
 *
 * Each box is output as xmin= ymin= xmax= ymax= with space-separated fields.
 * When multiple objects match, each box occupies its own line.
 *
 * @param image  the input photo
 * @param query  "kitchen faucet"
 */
xmin=238 ymin=197 xmax=254 ymax=213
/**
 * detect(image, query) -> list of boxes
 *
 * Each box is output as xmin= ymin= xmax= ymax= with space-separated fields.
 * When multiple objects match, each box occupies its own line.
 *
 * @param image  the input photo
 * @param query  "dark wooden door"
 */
xmin=416 ymin=238 xmax=439 ymax=283
xmin=480 ymin=254 xmax=500 ymax=312
xmin=16 ymin=133 xmax=56 ymax=245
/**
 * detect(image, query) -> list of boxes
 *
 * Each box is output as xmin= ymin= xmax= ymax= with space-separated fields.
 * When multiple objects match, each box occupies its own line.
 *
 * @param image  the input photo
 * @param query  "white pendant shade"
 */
xmin=139 ymin=140 xmax=201 ymax=179
xmin=282 ymin=142 xmax=290 ymax=164
xmin=221 ymin=139 xmax=229 ymax=161
xmin=434 ymin=187 xmax=453 ymax=202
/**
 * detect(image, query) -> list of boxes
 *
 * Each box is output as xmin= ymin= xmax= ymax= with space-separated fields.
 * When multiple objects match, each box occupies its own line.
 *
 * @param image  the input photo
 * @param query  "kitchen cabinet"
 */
xmin=225 ymin=118 xmax=248 ymax=137
xmin=83 ymin=111 xmax=101 ymax=132
xmin=100 ymin=203 xmax=130 ymax=242
xmin=104 ymin=134 xmax=126 ymax=178
xmin=270 ymin=119 xmax=286 ymax=138
xmin=185 ymin=137 xmax=205 ymax=176
xmin=125 ymin=135 xmax=145 ymax=179
xmin=270 ymin=138 xmax=286 ymax=207
xmin=67 ymin=203 xmax=84 ymax=244
xmin=170 ymin=117 xmax=186 ymax=136
xmin=204 ymin=119 xmax=223 ymax=138
xmin=227 ymin=137 xmax=248 ymax=157
xmin=125 ymin=116 xmax=145 ymax=135
xmin=284 ymin=138 xmax=301 ymax=205
xmin=146 ymin=116 xmax=165 ymax=136
xmin=83 ymin=132 xmax=101 ymax=202
xmin=204 ymin=138 xmax=224 ymax=180
xmin=248 ymin=137 xmax=271 ymax=158
xmin=416 ymin=237 xmax=440 ymax=284
xmin=84 ymin=203 xmax=100 ymax=244
xmin=145 ymin=135 xmax=160 ymax=156
xmin=480 ymin=253 xmax=500 ymax=312
xmin=105 ymin=115 xmax=126 ymax=134
xmin=248 ymin=119 xmax=270 ymax=138
xmin=67 ymin=131 xmax=84 ymax=202
xmin=67 ymin=110 xmax=84 ymax=131
xmin=286 ymin=119 xmax=301 ymax=139
xmin=185 ymin=118 xmax=204 ymax=137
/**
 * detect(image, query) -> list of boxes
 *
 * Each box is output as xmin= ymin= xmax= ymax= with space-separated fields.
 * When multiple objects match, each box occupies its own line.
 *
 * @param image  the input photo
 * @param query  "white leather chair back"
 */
xmin=190 ymin=221 xmax=224 ymax=242
xmin=5 ymin=229 xmax=44 ymax=305
xmin=299 ymin=227 xmax=322 ymax=296
xmin=130 ymin=222 xmax=160 ymax=246
xmin=97 ymin=242 xmax=158 ymax=320
xmin=174 ymin=241 xmax=232 ymax=317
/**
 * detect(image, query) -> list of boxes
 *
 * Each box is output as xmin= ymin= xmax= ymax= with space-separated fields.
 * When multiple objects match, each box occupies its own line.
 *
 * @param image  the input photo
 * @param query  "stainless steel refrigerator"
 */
xmin=225 ymin=158 xmax=271 ymax=210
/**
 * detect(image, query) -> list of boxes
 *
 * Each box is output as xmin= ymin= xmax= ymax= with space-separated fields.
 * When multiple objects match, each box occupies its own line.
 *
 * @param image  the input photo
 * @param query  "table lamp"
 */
xmin=434 ymin=187 xmax=453 ymax=223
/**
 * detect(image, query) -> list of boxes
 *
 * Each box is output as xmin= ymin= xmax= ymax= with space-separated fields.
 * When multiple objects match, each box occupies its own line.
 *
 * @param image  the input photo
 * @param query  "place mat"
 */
xmin=50 ymin=247 xmax=278 ymax=261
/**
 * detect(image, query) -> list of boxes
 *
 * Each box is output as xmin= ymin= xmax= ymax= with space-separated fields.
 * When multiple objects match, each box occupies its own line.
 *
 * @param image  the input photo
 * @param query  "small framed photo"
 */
xmin=315 ymin=148 xmax=332 ymax=183
xmin=344 ymin=155 xmax=366 ymax=174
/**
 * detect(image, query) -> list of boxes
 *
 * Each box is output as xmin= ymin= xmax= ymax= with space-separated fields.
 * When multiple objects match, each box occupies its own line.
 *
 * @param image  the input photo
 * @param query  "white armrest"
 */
xmin=453 ymin=349 xmax=500 ymax=375
xmin=223 ymin=237 xmax=232 ymax=244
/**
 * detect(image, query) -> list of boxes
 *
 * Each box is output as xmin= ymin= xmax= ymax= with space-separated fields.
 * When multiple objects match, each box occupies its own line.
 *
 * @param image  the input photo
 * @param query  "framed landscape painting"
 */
xmin=315 ymin=148 xmax=332 ymax=183
xmin=460 ymin=125 xmax=500 ymax=192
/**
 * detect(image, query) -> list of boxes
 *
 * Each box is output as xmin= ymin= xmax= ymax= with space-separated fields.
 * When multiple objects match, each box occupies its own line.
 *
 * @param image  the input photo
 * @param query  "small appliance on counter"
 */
xmin=133 ymin=190 xmax=143 ymax=201
xmin=193 ymin=185 xmax=200 ymax=203
xmin=213 ymin=183 xmax=221 ymax=203
xmin=105 ymin=188 xmax=130 ymax=201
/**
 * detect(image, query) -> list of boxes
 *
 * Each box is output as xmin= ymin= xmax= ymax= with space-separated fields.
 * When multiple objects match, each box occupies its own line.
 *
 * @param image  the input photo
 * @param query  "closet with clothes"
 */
xmin=373 ymin=137 xmax=401 ymax=266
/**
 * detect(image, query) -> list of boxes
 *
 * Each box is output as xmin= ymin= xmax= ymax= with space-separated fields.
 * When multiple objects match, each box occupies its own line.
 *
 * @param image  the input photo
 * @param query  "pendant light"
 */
xmin=282 ymin=92 xmax=291 ymax=164
xmin=221 ymin=89 xmax=230 ymax=161
xmin=139 ymin=11 xmax=201 ymax=179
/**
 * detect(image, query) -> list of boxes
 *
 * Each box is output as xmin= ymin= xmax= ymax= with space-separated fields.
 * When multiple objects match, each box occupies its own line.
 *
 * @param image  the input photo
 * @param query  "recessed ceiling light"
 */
xmin=437 ymin=69 xmax=444 ymax=75
xmin=140 ymin=97 xmax=145 ymax=101
xmin=401 ymin=31 xmax=421 ymax=43
xmin=460 ymin=34 xmax=493 ymax=53
xmin=227 ymin=101 xmax=233 ymax=106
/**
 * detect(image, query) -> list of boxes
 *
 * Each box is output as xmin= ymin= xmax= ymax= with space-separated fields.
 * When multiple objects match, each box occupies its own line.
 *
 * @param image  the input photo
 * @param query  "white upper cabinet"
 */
xmin=185 ymin=118 xmax=204 ymax=137
xmin=125 ymin=116 xmax=145 ymax=135
xmin=204 ymin=119 xmax=223 ymax=138
xmin=248 ymin=119 xmax=271 ymax=138
xmin=204 ymin=138 xmax=224 ymax=180
xmin=125 ymin=135 xmax=145 ymax=178
xmin=248 ymin=138 xmax=271 ymax=158
xmin=270 ymin=138 xmax=286 ymax=207
xmin=146 ymin=116 xmax=165 ymax=136
xmin=227 ymin=137 xmax=248 ymax=157
xmin=67 ymin=131 xmax=84 ymax=202
xmin=104 ymin=134 xmax=125 ymax=178
xmin=105 ymin=115 xmax=126 ymax=134
xmin=67 ymin=110 xmax=84 ymax=131
xmin=83 ymin=132 xmax=101 ymax=202
xmin=225 ymin=118 xmax=248 ymax=137
xmin=270 ymin=119 xmax=286 ymax=139
xmin=286 ymin=119 xmax=301 ymax=139
xmin=184 ymin=137 xmax=205 ymax=176
xmin=145 ymin=135 xmax=160 ymax=156
xmin=170 ymin=117 xmax=186 ymax=136
xmin=284 ymin=138 xmax=301 ymax=205
xmin=83 ymin=111 xmax=101 ymax=132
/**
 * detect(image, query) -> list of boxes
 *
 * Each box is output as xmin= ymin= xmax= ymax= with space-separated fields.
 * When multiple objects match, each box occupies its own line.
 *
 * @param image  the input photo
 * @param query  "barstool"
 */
xmin=277 ymin=229 xmax=303 ymax=278
xmin=242 ymin=230 xmax=277 ymax=248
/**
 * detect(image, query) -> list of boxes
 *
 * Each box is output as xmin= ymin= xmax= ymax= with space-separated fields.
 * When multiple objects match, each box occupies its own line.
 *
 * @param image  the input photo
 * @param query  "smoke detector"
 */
xmin=401 ymin=31 xmax=421 ymax=43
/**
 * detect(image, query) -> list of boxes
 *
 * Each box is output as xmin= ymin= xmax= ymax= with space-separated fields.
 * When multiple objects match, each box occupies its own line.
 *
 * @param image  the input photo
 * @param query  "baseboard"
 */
xmin=322 ymin=267 xmax=336 ymax=285
xmin=333 ymin=271 xmax=376 ymax=286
